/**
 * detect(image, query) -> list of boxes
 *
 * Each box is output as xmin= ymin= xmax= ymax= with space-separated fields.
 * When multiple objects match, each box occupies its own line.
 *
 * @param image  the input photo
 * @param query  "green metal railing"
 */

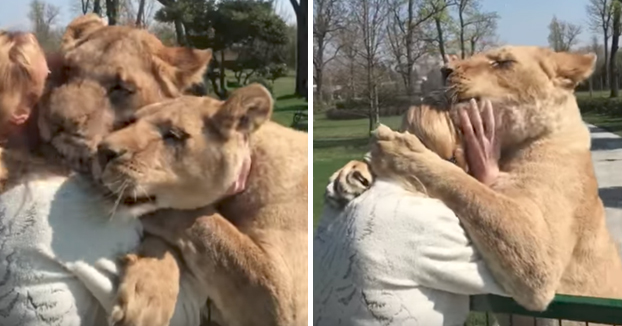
xmin=291 ymin=110 xmax=308 ymax=131
xmin=468 ymin=294 xmax=622 ymax=325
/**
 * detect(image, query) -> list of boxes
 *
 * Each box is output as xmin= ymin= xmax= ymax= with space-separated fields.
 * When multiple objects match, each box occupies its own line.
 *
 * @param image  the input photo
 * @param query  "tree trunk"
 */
xmin=589 ymin=76 xmax=593 ymax=97
xmin=316 ymin=69 xmax=324 ymax=103
xmin=136 ymin=0 xmax=146 ymax=27
xmin=349 ymin=60 xmax=355 ymax=99
xmin=81 ymin=0 xmax=91 ymax=14
xmin=174 ymin=20 xmax=187 ymax=46
xmin=605 ymin=34 xmax=610 ymax=89
xmin=294 ymin=0 xmax=308 ymax=97
xmin=610 ymin=2 xmax=621 ymax=98
xmin=458 ymin=4 xmax=466 ymax=59
xmin=405 ymin=0 xmax=414 ymax=97
xmin=470 ymin=39 xmax=476 ymax=56
xmin=219 ymin=50 xmax=227 ymax=97
xmin=367 ymin=58 xmax=374 ymax=134
xmin=435 ymin=17 xmax=447 ymax=62
xmin=105 ymin=0 xmax=118 ymax=25
xmin=93 ymin=0 xmax=102 ymax=16
xmin=373 ymin=83 xmax=379 ymax=125
xmin=315 ymin=35 xmax=325 ymax=102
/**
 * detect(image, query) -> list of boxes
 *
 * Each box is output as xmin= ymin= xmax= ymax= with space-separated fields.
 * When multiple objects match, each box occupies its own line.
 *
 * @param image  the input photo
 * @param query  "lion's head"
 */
xmin=94 ymin=84 xmax=272 ymax=216
xmin=37 ymin=14 xmax=212 ymax=171
xmin=444 ymin=46 xmax=596 ymax=146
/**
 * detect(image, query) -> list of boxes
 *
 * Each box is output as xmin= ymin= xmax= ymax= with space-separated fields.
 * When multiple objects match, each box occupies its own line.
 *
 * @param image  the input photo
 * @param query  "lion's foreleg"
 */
xmin=175 ymin=213 xmax=284 ymax=326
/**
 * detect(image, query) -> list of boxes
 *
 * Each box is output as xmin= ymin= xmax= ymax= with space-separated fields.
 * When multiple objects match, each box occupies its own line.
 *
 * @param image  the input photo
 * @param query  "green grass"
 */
xmin=582 ymin=111 xmax=622 ymax=136
xmin=217 ymin=71 xmax=307 ymax=128
xmin=313 ymin=115 xmax=402 ymax=226
xmin=271 ymin=74 xmax=307 ymax=128
xmin=575 ymin=90 xmax=622 ymax=136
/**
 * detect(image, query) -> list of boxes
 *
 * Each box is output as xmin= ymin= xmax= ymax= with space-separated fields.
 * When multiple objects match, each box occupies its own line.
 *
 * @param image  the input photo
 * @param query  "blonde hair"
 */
xmin=0 ymin=31 xmax=45 ymax=126
xmin=400 ymin=104 xmax=467 ymax=170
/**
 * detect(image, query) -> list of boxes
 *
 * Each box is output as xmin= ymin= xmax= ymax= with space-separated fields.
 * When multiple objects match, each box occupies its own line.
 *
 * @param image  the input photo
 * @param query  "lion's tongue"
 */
xmin=227 ymin=154 xmax=251 ymax=195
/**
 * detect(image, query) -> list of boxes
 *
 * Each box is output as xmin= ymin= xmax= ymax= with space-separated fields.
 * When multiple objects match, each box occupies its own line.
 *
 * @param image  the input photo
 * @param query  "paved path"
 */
xmin=588 ymin=124 xmax=622 ymax=253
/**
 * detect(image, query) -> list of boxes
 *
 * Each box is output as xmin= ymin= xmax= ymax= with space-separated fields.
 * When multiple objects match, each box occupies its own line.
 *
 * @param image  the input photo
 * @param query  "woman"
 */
xmin=0 ymin=30 xmax=205 ymax=326
xmin=314 ymin=99 xmax=507 ymax=326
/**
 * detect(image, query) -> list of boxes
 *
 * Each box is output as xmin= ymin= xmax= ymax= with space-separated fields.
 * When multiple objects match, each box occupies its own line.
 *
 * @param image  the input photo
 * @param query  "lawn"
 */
xmin=576 ymin=90 xmax=622 ymax=137
xmin=270 ymin=74 xmax=308 ymax=128
xmin=215 ymin=71 xmax=307 ymax=129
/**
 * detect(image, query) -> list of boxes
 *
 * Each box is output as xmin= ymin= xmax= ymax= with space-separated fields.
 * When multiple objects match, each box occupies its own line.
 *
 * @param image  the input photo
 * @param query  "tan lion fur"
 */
xmin=98 ymin=87 xmax=308 ymax=326
xmin=37 ymin=13 xmax=212 ymax=173
xmin=367 ymin=46 xmax=622 ymax=312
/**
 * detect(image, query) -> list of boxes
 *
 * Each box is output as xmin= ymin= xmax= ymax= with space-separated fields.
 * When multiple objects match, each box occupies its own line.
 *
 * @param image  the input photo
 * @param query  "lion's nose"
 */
xmin=97 ymin=143 xmax=126 ymax=170
xmin=441 ymin=67 xmax=454 ymax=80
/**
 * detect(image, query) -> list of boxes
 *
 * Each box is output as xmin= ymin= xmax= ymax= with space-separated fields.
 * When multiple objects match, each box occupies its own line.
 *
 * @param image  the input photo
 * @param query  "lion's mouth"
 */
xmin=456 ymin=96 xmax=481 ymax=104
xmin=122 ymin=195 xmax=157 ymax=206
xmin=100 ymin=184 xmax=157 ymax=208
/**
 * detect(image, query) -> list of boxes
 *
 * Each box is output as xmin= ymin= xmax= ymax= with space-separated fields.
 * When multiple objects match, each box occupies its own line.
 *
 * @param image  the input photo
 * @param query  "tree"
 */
xmin=28 ymin=0 xmax=62 ymax=51
xmin=455 ymin=0 xmax=472 ymax=58
xmin=313 ymin=0 xmax=343 ymax=102
xmin=154 ymin=0 xmax=190 ymax=45
xmin=335 ymin=22 xmax=361 ymax=100
xmin=350 ymin=0 xmax=389 ymax=132
xmin=454 ymin=0 xmax=498 ymax=58
xmin=155 ymin=0 xmax=288 ymax=97
xmin=105 ymin=0 xmax=120 ymax=25
xmin=547 ymin=16 xmax=582 ymax=52
xmin=586 ymin=0 xmax=614 ymax=87
xmin=463 ymin=11 xmax=498 ymax=55
xmin=385 ymin=0 xmax=439 ymax=96
xmin=424 ymin=0 xmax=454 ymax=64
xmin=290 ymin=0 xmax=308 ymax=97
xmin=610 ymin=0 xmax=621 ymax=97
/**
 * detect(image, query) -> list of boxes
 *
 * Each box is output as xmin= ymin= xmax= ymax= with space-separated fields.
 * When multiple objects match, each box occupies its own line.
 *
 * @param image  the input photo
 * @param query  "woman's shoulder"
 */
xmin=354 ymin=180 xmax=456 ymax=217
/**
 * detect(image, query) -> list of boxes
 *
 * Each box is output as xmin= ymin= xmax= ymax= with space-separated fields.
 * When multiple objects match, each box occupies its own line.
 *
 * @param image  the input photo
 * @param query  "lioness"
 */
xmin=363 ymin=46 xmax=622 ymax=310
xmin=97 ymin=89 xmax=309 ymax=326
xmin=0 ymin=14 xmax=216 ymax=326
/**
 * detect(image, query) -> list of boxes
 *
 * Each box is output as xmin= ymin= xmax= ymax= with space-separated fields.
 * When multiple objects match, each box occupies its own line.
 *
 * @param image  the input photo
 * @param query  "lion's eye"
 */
xmin=491 ymin=60 xmax=515 ymax=69
xmin=109 ymin=83 xmax=135 ymax=95
xmin=162 ymin=128 xmax=189 ymax=144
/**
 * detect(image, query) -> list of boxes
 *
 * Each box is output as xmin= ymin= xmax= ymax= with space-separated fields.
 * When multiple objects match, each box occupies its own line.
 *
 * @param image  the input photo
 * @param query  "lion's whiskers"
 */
xmin=109 ymin=180 xmax=129 ymax=219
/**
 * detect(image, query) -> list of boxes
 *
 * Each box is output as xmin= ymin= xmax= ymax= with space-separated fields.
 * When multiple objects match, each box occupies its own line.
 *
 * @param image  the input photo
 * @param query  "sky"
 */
xmin=0 ymin=0 xmax=596 ymax=47
xmin=0 ymin=0 xmax=296 ymax=30
xmin=480 ymin=0 xmax=593 ymax=47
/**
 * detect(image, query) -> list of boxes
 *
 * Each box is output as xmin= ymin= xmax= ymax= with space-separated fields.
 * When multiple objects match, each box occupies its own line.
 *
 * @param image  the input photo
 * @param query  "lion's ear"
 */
xmin=156 ymin=47 xmax=212 ymax=90
xmin=551 ymin=51 xmax=597 ymax=88
xmin=211 ymin=84 xmax=273 ymax=138
xmin=61 ymin=14 xmax=106 ymax=52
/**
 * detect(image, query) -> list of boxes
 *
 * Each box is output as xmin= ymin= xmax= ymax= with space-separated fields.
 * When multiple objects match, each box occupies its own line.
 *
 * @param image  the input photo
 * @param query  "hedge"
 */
xmin=577 ymin=96 xmax=622 ymax=115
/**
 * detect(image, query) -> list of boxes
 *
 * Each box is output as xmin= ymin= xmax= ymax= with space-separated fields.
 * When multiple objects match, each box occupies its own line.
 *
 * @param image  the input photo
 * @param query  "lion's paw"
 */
xmin=109 ymin=254 xmax=179 ymax=326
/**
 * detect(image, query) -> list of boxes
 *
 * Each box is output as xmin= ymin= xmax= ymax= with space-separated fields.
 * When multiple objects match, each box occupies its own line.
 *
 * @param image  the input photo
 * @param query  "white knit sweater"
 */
xmin=314 ymin=179 xmax=507 ymax=326
xmin=0 ymin=175 xmax=206 ymax=326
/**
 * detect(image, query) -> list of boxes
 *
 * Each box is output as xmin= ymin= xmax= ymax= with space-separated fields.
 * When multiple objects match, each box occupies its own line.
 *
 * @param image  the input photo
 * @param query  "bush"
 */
xmin=325 ymin=109 xmax=368 ymax=120
xmin=247 ymin=77 xmax=274 ymax=95
xmin=314 ymin=101 xmax=330 ymax=112
xmin=577 ymin=96 xmax=622 ymax=115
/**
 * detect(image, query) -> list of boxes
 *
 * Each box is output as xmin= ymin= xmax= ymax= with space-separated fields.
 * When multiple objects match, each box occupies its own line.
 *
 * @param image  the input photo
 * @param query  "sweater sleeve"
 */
xmin=394 ymin=196 xmax=509 ymax=297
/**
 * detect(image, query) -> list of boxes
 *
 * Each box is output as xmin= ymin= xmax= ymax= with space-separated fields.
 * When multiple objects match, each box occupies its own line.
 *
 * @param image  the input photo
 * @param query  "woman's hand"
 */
xmin=457 ymin=99 xmax=500 ymax=186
